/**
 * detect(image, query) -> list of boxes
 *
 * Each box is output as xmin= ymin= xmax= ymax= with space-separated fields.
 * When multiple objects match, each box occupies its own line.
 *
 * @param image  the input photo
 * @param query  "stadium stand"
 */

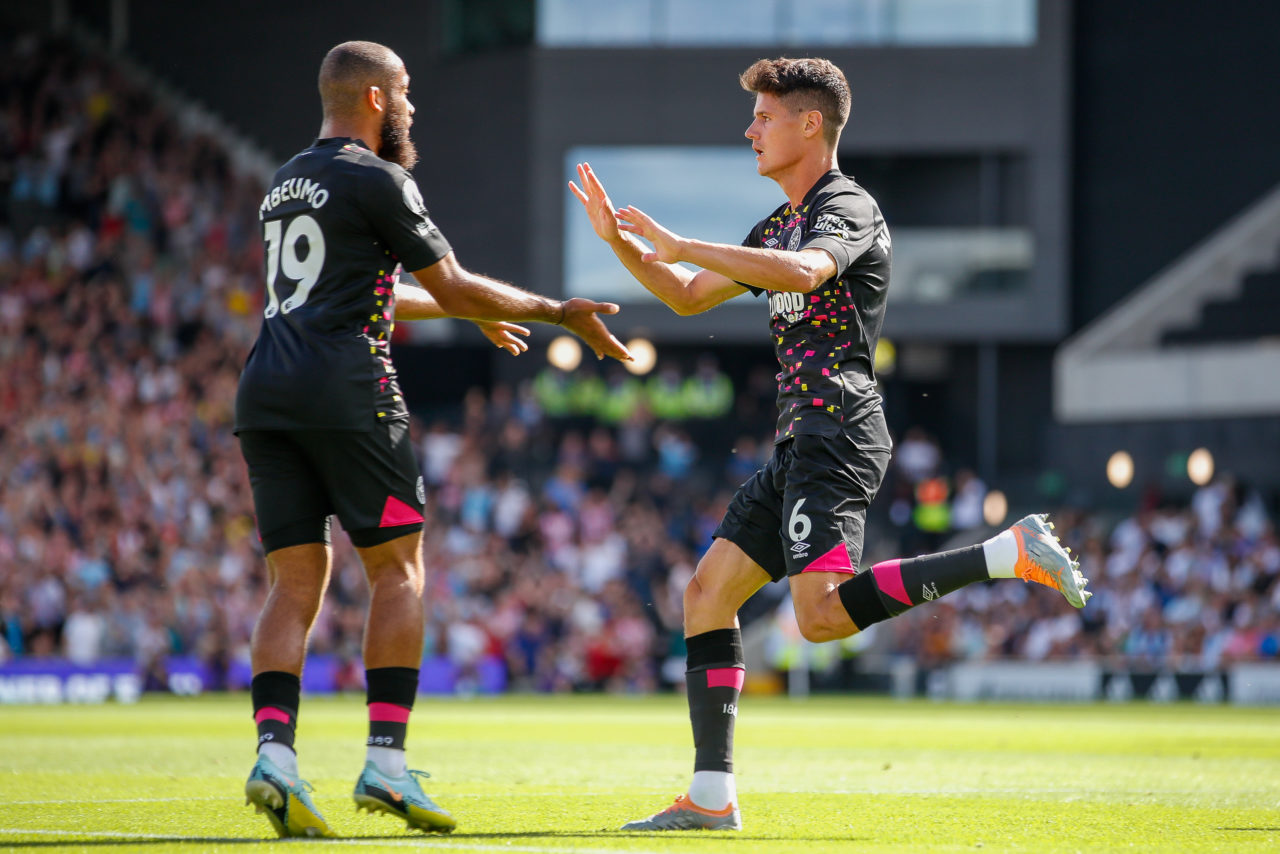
xmin=1163 ymin=268 xmax=1280 ymax=345
xmin=1055 ymin=179 xmax=1280 ymax=423
xmin=1 ymin=34 xmax=1277 ymax=699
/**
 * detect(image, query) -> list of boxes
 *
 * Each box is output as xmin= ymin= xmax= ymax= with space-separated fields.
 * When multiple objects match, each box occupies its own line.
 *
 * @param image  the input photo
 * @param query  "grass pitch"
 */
xmin=0 ymin=693 xmax=1276 ymax=852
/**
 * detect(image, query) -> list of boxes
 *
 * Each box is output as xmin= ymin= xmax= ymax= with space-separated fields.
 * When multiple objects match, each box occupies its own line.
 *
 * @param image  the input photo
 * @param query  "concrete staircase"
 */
xmin=1055 ymin=180 xmax=1280 ymax=422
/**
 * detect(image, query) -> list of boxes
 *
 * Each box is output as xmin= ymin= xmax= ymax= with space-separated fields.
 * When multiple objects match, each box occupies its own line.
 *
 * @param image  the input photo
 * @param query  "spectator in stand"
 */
xmin=894 ymin=426 xmax=941 ymax=484
xmin=950 ymin=469 xmax=987 ymax=531
xmin=1 ymin=34 xmax=1278 ymax=704
xmin=682 ymin=356 xmax=734 ymax=419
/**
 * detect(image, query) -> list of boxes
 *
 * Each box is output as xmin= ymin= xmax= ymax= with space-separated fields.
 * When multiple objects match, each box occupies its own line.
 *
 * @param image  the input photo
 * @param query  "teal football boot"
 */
xmin=244 ymin=753 xmax=335 ymax=838
xmin=353 ymin=761 xmax=456 ymax=833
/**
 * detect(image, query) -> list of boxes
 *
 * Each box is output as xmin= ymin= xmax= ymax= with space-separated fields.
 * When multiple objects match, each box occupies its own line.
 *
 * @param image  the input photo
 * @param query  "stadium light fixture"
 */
xmin=548 ymin=335 xmax=582 ymax=372
xmin=1106 ymin=450 xmax=1134 ymax=489
xmin=982 ymin=489 xmax=1008 ymax=526
xmin=623 ymin=338 xmax=657 ymax=376
xmin=1187 ymin=448 xmax=1214 ymax=486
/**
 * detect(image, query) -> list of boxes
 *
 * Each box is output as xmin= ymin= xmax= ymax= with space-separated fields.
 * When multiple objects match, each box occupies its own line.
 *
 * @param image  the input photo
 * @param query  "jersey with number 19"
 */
xmin=235 ymin=137 xmax=451 ymax=434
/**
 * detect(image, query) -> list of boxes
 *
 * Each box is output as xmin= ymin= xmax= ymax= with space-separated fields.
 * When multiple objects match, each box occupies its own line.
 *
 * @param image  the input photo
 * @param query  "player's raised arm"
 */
xmin=569 ymin=162 xmax=746 ymax=315
xmin=616 ymin=203 xmax=836 ymax=295
xmin=392 ymin=280 xmax=530 ymax=355
xmin=353 ymin=149 xmax=624 ymax=359
xmin=408 ymin=252 xmax=631 ymax=362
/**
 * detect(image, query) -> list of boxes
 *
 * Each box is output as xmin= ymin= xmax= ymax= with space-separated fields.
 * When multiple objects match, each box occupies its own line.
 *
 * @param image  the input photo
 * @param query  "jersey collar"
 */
xmin=796 ymin=169 xmax=843 ymax=211
xmin=783 ymin=170 xmax=842 ymax=216
xmin=314 ymin=136 xmax=371 ymax=152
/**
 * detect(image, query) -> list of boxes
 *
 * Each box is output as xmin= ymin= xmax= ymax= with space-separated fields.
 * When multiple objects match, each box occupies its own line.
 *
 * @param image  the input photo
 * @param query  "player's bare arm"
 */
xmin=569 ymin=161 xmax=746 ymax=315
xmin=392 ymin=280 xmax=530 ymax=355
xmin=617 ymin=204 xmax=837 ymax=295
xmin=410 ymin=251 xmax=632 ymax=361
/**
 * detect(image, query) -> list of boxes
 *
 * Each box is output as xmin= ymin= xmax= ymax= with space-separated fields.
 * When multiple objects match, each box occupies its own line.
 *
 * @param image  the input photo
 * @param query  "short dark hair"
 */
xmin=318 ymin=41 xmax=403 ymax=120
xmin=739 ymin=57 xmax=851 ymax=145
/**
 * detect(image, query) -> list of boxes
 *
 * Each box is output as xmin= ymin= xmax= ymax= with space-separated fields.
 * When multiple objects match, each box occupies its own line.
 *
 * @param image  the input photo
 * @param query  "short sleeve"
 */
xmin=736 ymin=221 xmax=766 ymax=297
xmin=799 ymin=192 xmax=882 ymax=281
xmin=361 ymin=167 xmax=452 ymax=272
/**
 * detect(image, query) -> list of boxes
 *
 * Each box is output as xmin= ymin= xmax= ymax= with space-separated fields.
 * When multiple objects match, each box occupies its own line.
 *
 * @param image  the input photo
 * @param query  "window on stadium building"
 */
xmin=841 ymin=153 xmax=1033 ymax=302
xmin=538 ymin=0 xmax=1037 ymax=48
xmin=563 ymin=147 xmax=1033 ymax=304
xmin=442 ymin=0 xmax=536 ymax=53
xmin=564 ymin=146 xmax=782 ymax=302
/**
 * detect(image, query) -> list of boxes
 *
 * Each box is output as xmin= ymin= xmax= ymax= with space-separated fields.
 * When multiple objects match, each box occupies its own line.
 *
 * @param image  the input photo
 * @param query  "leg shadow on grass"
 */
xmin=0 ymin=840 xmax=274 ymax=849
xmin=448 ymin=831 xmax=874 ymax=842
xmin=0 ymin=830 xmax=872 ymax=847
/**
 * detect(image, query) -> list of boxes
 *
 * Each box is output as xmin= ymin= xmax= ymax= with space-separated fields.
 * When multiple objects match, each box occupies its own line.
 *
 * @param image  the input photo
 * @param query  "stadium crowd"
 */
xmin=868 ymin=459 xmax=1280 ymax=674
xmin=1 ymin=35 xmax=1277 ymax=694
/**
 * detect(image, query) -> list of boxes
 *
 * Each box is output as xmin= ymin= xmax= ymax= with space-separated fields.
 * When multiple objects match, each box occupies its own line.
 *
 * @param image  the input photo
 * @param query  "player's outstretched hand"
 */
xmin=559 ymin=298 xmax=633 ymax=362
xmin=616 ymin=205 xmax=684 ymax=264
xmin=474 ymin=320 xmax=530 ymax=355
xmin=568 ymin=162 xmax=622 ymax=243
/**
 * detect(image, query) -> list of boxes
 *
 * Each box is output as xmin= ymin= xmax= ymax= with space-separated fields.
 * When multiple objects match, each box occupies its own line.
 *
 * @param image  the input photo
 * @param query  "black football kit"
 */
xmin=714 ymin=170 xmax=895 ymax=579
xmin=235 ymin=138 xmax=450 ymax=551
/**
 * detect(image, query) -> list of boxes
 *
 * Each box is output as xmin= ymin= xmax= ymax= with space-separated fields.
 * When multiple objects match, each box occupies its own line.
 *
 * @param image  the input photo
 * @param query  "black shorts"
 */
xmin=713 ymin=421 xmax=891 ymax=582
xmin=237 ymin=420 xmax=425 ymax=554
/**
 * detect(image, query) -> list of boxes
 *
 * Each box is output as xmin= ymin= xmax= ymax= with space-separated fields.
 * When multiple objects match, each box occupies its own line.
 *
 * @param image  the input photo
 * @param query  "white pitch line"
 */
xmin=0 ymin=828 xmax=194 ymax=842
xmin=317 ymin=840 xmax=665 ymax=854
xmin=0 ymin=794 xmax=620 ymax=806
xmin=0 ymin=827 xmax=665 ymax=854
xmin=1 ymin=796 xmax=225 ymax=806
xmin=0 ymin=787 xmax=1259 ymax=807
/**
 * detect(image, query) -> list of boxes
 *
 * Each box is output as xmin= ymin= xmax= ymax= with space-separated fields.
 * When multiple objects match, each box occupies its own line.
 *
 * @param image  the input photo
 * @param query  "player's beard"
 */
xmin=379 ymin=97 xmax=418 ymax=171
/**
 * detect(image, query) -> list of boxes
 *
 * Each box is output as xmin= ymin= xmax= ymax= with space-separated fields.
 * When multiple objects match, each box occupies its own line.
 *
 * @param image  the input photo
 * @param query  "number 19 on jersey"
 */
xmin=263 ymin=213 xmax=327 ymax=317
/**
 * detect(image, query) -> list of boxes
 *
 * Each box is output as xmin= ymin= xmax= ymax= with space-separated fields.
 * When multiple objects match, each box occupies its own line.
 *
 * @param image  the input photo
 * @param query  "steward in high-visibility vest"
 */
xmin=598 ymin=370 xmax=644 ymax=424
xmin=682 ymin=359 xmax=734 ymax=419
xmin=646 ymin=365 xmax=689 ymax=420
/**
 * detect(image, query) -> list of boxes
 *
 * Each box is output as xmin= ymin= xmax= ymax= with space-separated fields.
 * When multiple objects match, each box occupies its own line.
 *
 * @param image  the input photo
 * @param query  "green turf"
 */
xmin=0 ymin=693 xmax=1277 ymax=852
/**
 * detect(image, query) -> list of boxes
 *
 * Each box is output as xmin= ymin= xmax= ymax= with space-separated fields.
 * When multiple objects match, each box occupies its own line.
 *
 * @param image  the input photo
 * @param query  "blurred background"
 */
xmin=1 ymin=0 xmax=1278 ymax=704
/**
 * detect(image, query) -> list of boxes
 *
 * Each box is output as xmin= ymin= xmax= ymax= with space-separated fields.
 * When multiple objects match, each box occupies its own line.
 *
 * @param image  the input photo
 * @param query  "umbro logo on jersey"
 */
xmin=790 ymin=541 xmax=810 ymax=558
xmin=921 ymin=582 xmax=940 ymax=601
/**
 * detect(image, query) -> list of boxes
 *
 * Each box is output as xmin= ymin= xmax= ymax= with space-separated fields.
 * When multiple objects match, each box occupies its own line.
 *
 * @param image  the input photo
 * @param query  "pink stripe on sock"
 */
xmin=706 ymin=667 xmax=745 ymax=691
xmin=872 ymin=559 xmax=913 ymax=606
xmin=369 ymin=701 xmax=412 ymax=723
xmin=254 ymin=707 xmax=290 ymax=725
xmin=801 ymin=542 xmax=855 ymax=574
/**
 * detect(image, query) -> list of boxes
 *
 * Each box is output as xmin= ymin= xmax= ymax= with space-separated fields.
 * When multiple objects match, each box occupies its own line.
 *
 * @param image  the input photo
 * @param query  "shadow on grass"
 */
xmin=0 ymin=841 xmax=268 ymax=849
xmin=451 ymin=831 xmax=871 ymax=842
xmin=2 ymin=830 xmax=872 ymax=847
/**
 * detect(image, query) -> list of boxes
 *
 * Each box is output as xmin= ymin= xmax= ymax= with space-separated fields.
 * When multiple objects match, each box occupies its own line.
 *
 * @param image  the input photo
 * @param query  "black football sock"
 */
xmin=252 ymin=671 xmax=300 ymax=754
xmin=838 ymin=544 xmax=989 ymax=630
xmin=685 ymin=628 xmax=744 ymax=774
xmin=366 ymin=666 xmax=418 ymax=752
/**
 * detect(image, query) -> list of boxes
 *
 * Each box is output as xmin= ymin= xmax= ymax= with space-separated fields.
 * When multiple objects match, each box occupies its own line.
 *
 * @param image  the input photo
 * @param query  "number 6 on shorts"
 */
xmin=788 ymin=498 xmax=812 ymax=542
